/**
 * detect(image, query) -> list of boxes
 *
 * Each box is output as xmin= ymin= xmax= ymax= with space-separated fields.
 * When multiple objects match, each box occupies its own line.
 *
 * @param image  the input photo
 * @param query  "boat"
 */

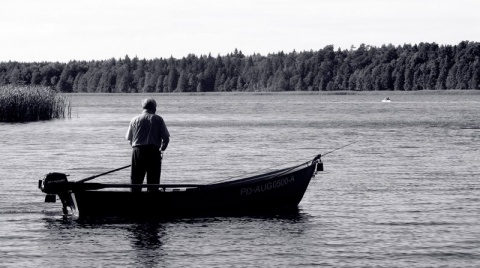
xmin=38 ymin=154 xmax=323 ymax=219
xmin=381 ymin=97 xmax=391 ymax=102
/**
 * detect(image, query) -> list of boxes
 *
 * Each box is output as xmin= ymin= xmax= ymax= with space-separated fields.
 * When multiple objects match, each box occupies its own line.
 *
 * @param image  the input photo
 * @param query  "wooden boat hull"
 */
xmin=40 ymin=156 xmax=322 ymax=219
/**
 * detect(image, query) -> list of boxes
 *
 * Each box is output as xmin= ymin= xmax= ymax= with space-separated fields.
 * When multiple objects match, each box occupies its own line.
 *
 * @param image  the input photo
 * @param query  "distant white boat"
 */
xmin=382 ymin=97 xmax=391 ymax=103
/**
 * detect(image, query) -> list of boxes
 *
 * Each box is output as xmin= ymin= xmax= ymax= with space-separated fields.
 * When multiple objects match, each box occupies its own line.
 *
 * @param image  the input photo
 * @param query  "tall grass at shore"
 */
xmin=0 ymin=85 xmax=71 ymax=122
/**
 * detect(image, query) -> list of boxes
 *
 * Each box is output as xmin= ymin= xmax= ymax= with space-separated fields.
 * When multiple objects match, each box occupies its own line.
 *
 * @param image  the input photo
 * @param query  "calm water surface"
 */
xmin=1 ymin=92 xmax=479 ymax=267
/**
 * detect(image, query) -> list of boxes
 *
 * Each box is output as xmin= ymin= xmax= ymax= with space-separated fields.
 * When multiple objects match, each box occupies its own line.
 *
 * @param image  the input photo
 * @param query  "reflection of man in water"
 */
xmin=129 ymin=222 xmax=165 ymax=266
xmin=126 ymin=98 xmax=170 ymax=192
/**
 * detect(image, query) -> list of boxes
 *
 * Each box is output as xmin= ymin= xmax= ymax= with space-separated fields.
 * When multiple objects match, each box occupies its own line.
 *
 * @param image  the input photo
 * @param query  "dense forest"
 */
xmin=1 ymin=41 xmax=479 ymax=93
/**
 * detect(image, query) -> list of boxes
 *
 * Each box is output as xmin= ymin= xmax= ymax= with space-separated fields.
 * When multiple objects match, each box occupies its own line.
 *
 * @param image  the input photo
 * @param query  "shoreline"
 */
xmin=62 ymin=89 xmax=480 ymax=97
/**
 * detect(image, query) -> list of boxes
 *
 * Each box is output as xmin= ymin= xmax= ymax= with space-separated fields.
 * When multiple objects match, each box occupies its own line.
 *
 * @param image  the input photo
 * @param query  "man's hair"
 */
xmin=142 ymin=98 xmax=157 ymax=111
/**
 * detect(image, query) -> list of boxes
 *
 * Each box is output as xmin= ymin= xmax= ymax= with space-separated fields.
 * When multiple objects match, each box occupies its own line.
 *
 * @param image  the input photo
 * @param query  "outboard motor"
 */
xmin=38 ymin=172 xmax=78 ymax=216
xmin=38 ymin=173 xmax=69 ymax=202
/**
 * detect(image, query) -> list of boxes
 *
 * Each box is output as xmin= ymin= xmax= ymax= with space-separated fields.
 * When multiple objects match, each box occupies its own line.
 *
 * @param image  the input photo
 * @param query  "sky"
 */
xmin=1 ymin=0 xmax=480 ymax=62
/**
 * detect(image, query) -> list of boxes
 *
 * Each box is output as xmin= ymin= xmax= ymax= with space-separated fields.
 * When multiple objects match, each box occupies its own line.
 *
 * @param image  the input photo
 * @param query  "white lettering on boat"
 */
xmin=240 ymin=176 xmax=295 ymax=196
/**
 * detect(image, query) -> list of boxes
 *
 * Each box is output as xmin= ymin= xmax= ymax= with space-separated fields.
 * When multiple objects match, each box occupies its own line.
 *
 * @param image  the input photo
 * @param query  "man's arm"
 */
xmin=161 ymin=136 xmax=169 ymax=151
xmin=126 ymin=123 xmax=133 ymax=145
xmin=160 ymin=118 xmax=170 ymax=151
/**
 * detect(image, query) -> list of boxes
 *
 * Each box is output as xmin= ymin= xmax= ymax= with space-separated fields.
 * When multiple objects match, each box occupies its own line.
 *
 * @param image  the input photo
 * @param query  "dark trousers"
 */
xmin=131 ymin=145 xmax=161 ymax=192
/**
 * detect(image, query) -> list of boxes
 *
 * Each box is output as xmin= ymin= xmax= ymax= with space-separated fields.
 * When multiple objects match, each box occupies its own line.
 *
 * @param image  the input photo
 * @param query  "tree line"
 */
xmin=1 ymin=41 xmax=479 ymax=93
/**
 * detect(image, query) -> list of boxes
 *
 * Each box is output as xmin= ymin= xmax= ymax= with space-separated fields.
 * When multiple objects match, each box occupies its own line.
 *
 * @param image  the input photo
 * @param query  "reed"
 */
xmin=0 ymin=85 xmax=71 ymax=122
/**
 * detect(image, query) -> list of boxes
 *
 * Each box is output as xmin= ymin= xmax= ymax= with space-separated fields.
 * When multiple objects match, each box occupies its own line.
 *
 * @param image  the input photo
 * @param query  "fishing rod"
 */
xmin=77 ymin=150 xmax=164 ymax=183
xmin=75 ymin=142 xmax=357 ymax=185
xmin=77 ymin=164 xmax=131 ymax=183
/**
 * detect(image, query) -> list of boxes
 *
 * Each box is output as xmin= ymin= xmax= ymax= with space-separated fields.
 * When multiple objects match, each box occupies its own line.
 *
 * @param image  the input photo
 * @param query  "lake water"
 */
xmin=1 ymin=91 xmax=479 ymax=267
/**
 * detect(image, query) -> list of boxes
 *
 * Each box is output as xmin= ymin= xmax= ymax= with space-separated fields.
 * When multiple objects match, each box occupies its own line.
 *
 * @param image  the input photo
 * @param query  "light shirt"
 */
xmin=126 ymin=110 xmax=170 ymax=150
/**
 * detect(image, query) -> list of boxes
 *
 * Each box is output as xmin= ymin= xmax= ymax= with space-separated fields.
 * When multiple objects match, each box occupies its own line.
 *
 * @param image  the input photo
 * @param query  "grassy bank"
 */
xmin=0 ymin=85 xmax=71 ymax=122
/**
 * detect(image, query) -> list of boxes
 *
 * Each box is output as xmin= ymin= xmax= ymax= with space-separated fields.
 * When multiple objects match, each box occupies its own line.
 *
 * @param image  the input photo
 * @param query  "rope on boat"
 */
xmin=206 ymin=155 xmax=316 ymax=185
xmin=321 ymin=140 xmax=358 ymax=157
xmin=206 ymin=141 xmax=357 ymax=185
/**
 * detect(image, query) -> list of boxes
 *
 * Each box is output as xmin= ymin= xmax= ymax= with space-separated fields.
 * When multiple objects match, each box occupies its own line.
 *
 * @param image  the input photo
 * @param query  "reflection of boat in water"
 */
xmin=38 ymin=155 xmax=324 ymax=219
xmin=381 ymin=97 xmax=391 ymax=103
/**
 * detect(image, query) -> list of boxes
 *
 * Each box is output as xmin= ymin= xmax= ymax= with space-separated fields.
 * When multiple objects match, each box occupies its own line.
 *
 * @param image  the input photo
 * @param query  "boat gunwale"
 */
xmin=70 ymin=160 xmax=313 ymax=193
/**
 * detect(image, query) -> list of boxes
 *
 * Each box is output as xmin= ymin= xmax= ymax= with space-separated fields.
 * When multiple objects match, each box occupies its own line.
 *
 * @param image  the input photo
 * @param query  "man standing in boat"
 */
xmin=126 ymin=98 xmax=170 ymax=192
